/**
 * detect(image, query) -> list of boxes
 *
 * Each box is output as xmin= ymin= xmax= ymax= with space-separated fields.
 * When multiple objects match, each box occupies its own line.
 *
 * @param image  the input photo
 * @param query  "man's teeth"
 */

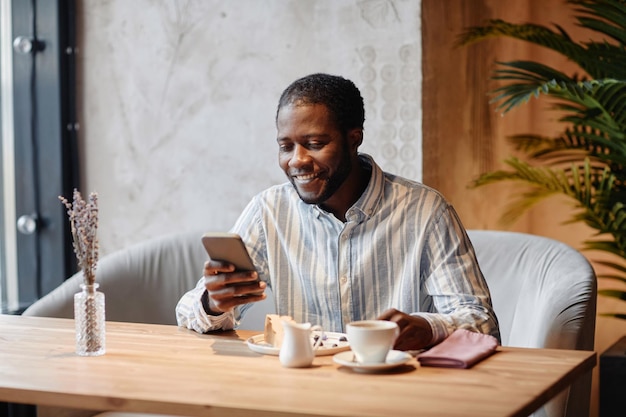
xmin=296 ymin=173 xmax=317 ymax=180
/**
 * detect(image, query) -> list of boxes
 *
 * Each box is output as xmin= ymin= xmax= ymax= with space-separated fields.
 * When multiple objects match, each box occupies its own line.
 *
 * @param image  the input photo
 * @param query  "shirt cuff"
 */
xmin=411 ymin=312 xmax=454 ymax=346
xmin=191 ymin=295 xmax=236 ymax=333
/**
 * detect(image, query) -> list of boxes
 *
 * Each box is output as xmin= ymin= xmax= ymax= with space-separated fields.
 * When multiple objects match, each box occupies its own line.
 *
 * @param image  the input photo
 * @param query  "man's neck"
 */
xmin=320 ymin=160 xmax=372 ymax=222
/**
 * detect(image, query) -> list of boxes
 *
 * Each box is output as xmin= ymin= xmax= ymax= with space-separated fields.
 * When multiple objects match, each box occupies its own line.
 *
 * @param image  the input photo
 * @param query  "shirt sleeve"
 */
xmin=176 ymin=196 xmax=267 ymax=333
xmin=175 ymin=276 xmax=236 ymax=333
xmin=414 ymin=205 xmax=501 ymax=346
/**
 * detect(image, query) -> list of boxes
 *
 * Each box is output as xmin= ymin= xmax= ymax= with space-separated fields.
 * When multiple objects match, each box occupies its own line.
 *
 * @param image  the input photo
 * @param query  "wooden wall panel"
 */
xmin=422 ymin=2 xmax=626 ymax=416
xmin=422 ymin=0 xmax=602 ymax=238
xmin=423 ymin=0 xmax=531 ymax=232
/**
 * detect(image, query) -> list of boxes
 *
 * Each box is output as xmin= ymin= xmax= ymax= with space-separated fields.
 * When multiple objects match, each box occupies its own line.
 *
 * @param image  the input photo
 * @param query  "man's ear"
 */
xmin=348 ymin=128 xmax=364 ymax=151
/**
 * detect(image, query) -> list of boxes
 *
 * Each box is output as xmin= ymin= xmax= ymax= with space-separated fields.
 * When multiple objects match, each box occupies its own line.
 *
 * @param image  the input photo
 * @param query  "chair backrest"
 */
xmin=22 ymin=231 xmax=208 ymax=325
xmin=467 ymin=230 xmax=597 ymax=417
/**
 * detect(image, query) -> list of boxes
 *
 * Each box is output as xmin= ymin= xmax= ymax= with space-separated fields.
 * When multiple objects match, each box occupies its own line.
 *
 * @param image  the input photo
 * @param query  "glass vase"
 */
xmin=74 ymin=282 xmax=106 ymax=356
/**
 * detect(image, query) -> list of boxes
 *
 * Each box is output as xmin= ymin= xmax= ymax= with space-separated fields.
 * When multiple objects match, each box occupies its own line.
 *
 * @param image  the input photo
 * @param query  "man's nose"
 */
xmin=289 ymin=145 xmax=311 ymax=168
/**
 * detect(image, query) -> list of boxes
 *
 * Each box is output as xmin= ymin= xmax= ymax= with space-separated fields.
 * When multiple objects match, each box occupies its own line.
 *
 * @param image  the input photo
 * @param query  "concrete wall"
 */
xmin=76 ymin=0 xmax=422 ymax=255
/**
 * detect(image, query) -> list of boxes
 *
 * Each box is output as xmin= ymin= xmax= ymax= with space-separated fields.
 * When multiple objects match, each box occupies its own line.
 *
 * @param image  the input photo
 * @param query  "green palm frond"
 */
xmin=473 ymin=157 xmax=626 ymax=244
xmin=581 ymin=42 xmax=626 ymax=78
xmin=574 ymin=0 xmax=626 ymax=78
xmin=472 ymin=158 xmax=588 ymax=223
xmin=594 ymin=260 xmax=626 ymax=277
xmin=507 ymin=128 xmax=625 ymax=168
xmin=580 ymin=202 xmax=626 ymax=246
xmin=457 ymin=1 xmax=626 ymax=78
xmin=456 ymin=20 xmax=587 ymax=64
xmin=491 ymin=70 xmax=626 ymax=127
xmin=551 ymin=80 xmax=626 ymax=137
xmin=598 ymin=313 xmax=626 ymax=320
xmin=489 ymin=62 xmax=575 ymax=113
xmin=584 ymin=237 xmax=626 ymax=257
xmin=507 ymin=134 xmax=564 ymax=154
xmin=473 ymin=157 xmax=609 ymax=198
xmin=461 ymin=0 xmax=626 ymax=319
xmin=597 ymin=273 xmax=626 ymax=284
xmin=600 ymin=313 xmax=626 ymax=319
xmin=572 ymin=0 xmax=626 ymax=44
xmin=599 ymin=289 xmax=626 ymax=301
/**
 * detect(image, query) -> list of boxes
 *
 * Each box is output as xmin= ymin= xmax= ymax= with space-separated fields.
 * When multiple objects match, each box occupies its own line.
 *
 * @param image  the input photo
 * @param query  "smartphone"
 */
xmin=201 ymin=232 xmax=256 ymax=272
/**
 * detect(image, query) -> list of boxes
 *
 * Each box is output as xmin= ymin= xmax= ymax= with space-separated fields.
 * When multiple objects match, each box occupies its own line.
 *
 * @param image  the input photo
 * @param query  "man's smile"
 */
xmin=292 ymin=172 xmax=323 ymax=184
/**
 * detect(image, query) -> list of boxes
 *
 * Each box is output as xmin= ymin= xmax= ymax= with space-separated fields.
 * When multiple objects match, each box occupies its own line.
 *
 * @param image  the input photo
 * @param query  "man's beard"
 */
xmin=292 ymin=142 xmax=352 ymax=205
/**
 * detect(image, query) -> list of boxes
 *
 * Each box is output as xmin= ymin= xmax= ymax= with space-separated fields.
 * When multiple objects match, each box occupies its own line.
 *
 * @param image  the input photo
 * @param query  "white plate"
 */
xmin=246 ymin=331 xmax=350 ymax=356
xmin=333 ymin=350 xmax=414 ymax=372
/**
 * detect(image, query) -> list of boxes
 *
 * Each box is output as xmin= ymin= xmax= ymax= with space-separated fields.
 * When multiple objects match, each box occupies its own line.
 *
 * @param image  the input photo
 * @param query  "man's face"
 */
xmin=276 ymin=103 xmax=353 ymax=205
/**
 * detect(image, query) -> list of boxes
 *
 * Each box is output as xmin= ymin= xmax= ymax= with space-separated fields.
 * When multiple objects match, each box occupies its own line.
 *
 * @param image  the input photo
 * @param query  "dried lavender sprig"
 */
xmin=59 ymin=190 xmax=99 ymax=286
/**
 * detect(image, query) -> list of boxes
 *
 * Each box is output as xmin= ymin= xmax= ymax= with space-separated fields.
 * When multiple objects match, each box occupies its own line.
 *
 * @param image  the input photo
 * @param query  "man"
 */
xmin=176 ymin=73 xmax=500 ymax=350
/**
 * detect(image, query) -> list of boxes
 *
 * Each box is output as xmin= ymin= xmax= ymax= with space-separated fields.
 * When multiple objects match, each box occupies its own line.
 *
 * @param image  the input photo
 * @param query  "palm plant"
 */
xmin=457 ymin=0 xmax=626 ymax=320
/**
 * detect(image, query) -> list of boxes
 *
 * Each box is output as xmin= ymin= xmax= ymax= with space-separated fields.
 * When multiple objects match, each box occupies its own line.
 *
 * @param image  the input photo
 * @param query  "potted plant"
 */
xmin=456 ymin=0 xmax=626 ymax=319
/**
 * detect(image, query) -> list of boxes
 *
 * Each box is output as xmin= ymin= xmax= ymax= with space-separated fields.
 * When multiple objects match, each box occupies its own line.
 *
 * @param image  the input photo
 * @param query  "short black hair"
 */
xmin=276 ymin=73 xmax=365 ymax=135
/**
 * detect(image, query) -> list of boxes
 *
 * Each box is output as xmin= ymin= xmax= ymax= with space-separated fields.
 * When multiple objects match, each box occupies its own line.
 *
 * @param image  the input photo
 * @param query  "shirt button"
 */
xmin=340 ymin=276 xmax=348 ymax=284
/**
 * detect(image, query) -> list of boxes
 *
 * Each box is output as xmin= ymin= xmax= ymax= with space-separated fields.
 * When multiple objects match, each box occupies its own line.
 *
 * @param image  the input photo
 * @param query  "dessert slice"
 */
xmin=264 ymin=314 xmax=295 ymax=348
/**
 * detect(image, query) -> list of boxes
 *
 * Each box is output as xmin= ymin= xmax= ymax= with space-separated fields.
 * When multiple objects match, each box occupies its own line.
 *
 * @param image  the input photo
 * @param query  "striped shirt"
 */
xmin=176 ymin=154 xmax=500 ymax=344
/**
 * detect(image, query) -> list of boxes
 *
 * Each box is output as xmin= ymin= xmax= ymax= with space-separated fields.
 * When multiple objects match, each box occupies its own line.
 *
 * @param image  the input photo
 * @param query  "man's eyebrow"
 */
xmin=277 ymin=134 xmax=330 ymax=142
xmin=302 ymin=133 xmax=331 ymax=140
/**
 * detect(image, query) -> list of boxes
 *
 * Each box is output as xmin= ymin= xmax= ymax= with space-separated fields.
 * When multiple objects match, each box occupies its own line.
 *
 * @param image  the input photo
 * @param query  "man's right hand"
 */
xmin=377 ymin=308 xmax=434 ymax=351
xmin=202 ymin=260 xmax=266 ymax=314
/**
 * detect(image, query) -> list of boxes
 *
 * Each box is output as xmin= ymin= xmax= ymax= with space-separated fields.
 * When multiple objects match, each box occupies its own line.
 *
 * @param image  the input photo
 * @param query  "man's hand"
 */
xmin=377 ymin=308 xmax=434 ymax=351
xmin=203 ymin=260 xmax=266 ymax=314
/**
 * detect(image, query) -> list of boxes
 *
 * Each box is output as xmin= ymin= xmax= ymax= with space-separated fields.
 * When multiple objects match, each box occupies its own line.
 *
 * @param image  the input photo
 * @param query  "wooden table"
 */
xmin=0 ymin=315 xmax=596 ymax=417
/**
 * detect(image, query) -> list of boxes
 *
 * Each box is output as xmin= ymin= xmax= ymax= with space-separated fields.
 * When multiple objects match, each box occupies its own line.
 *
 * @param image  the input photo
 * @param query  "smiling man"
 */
xmin=176 ymin=73 xmax=500 ymax=350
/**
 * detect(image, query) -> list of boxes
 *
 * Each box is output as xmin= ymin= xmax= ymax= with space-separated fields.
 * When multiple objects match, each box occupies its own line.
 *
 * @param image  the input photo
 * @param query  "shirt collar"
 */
xmin=349 ymin=153 xmax=383 ymax=221
xmin=308 ymin=153 xmax=384 ymax=222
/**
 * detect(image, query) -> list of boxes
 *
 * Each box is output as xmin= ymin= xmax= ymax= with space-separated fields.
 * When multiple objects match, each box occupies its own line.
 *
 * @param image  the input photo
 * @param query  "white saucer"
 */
xmin=246 ymin=331 xmax=350 ymax=356
xmin=333 ymin=350 xmax=413 ymax=372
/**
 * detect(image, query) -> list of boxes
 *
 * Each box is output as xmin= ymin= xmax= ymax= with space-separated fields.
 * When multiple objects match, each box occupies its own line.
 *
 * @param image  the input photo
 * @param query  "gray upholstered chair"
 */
xmin=22 ymin=231 xmax=208 ymax=325
xmin=467 ymin=230 xmax=597 ymax=417
xmin=23 ymin=230 xmax=597 ymax=417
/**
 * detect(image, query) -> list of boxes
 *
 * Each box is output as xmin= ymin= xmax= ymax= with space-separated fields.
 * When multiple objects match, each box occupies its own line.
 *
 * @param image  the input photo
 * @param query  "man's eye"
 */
xmin=278 ymin=144 xmax=293 ymax=152
xmin=308 ymin=142 xmax=324 ymax=150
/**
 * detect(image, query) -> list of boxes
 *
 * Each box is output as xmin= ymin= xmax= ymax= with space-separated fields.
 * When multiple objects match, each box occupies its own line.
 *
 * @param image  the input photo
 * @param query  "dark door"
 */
xmin=1 ymin=0 xmax=78 ymax=313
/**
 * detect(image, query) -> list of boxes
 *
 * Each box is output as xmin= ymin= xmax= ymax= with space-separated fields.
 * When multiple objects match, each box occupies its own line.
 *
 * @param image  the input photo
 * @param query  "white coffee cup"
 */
xmin=346 ymin=320 xmax=399 ymax=364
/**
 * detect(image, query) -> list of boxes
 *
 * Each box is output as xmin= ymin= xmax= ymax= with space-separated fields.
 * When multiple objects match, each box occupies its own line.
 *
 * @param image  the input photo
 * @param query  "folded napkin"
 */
xmin=417 ymin=329 xmax=498 ymax=369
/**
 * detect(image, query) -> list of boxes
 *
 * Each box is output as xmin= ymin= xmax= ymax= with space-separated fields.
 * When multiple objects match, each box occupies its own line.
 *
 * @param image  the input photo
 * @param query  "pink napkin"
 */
xmin=417 ymin=329 xmax=498 ymax=369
